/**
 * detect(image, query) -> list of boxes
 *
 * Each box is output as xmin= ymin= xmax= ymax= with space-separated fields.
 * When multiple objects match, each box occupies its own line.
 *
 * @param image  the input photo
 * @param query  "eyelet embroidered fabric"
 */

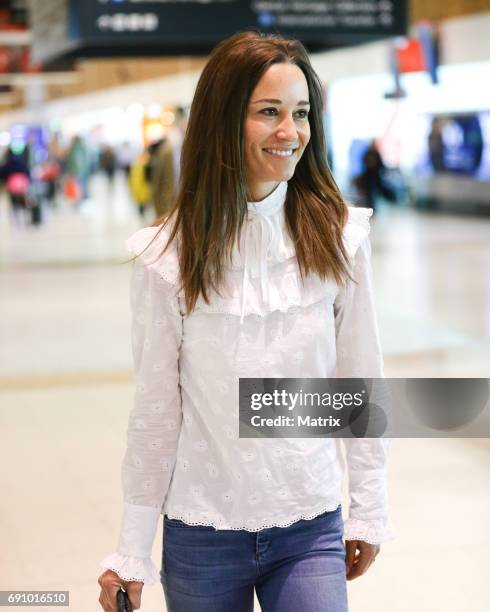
xmin=100 ymin=183 xmax=396 ymax=585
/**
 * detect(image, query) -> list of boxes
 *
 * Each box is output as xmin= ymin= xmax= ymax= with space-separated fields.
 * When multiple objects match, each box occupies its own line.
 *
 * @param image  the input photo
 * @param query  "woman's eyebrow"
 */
xmin=251 ymin=98 xmax=310 ymax=106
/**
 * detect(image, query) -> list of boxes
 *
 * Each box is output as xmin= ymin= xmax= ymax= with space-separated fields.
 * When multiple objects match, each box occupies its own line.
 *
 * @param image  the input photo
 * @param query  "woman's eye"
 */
xmin=260 ymin=108 xmax=278 ymax=116
xmin=258 ymin=108 xmax=309 ymax=119
xmin=295 ymin=110 xmax=309 ymax=119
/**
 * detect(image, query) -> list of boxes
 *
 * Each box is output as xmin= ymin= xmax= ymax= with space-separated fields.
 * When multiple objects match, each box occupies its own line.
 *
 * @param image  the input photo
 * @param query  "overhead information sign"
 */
xmin=30 ymin=0 xmax=407 ymax=65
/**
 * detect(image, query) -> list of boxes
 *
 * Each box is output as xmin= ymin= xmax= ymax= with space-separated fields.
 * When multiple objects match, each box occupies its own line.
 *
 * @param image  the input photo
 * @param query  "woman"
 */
xmin=98 ymin=31 xmax=395 ymax=612
xmin=129 ymin=149 xmax=152 ymax=219
xmin=1 ymin=148 xmax=31 ymax=226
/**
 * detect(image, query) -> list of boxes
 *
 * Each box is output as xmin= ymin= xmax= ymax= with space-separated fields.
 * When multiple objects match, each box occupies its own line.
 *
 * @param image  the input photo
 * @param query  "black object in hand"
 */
xmin=117 ymin=588 xmax=133 ymax=612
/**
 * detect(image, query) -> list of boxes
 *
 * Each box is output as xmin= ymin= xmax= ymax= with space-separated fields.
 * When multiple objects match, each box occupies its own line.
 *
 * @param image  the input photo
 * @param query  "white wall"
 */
xmin=440 ymin=12 xmax=490 ymax=65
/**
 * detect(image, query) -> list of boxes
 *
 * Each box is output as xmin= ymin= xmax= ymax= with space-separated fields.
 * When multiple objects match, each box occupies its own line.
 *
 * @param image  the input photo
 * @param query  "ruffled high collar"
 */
xmin=246 ymin=181 xmax=288 ymax=217
xmin=237 ymin=182 xmax=292 ymax=324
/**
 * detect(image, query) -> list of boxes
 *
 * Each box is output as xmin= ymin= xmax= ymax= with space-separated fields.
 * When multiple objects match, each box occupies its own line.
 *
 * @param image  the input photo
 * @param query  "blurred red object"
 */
xmin=64 ymin=176 xmax=81 ymax=201
xmin=40 ymin=162 xmax=60 ymax=182
xmin=6 ymin=172 xmax=29 ymax=195
xmin=396 ymin=38 xmax=426 ymax=73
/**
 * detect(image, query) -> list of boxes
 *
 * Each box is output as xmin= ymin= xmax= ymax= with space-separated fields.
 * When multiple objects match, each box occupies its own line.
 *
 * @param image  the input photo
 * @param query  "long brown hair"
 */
xmin=144 ymin=31 xmax=350 ymax=313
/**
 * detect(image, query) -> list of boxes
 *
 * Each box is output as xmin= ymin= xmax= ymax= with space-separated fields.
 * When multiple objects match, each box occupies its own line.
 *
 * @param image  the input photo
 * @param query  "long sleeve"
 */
xmin=100 ymin=259 xmax=183 ymax=584
xmin=334 ymin=235 xmax=396 ymax=545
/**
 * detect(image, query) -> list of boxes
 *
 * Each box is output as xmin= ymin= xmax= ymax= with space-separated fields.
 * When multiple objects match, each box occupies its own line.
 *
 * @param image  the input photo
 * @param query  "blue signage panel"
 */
xmin=31 ymin=0 xmax=407 ymax=64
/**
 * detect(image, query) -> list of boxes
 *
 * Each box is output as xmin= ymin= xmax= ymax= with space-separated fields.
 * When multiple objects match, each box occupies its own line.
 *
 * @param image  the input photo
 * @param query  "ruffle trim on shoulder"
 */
xmin=343 ymin=206 xmax=373 ymax=260
xmin=126 ymin=222 xmax=180 ymax=286
xmin=124 ymin=206 xmax=370 ymax=318
xmin=343 ymin=517 xmax=397 ymax=545
xmin=99 ymin=552 xmax=159 ymax=585
xmin=193 ymin=257 xmax=339 ymax=317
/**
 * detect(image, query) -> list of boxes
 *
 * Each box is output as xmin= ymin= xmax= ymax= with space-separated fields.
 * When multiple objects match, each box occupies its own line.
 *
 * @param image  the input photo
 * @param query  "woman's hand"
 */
xmin=98 ymin=569 xmax=143 ymax=611
xmin=345 ymin=540 xmax=380 ymax=581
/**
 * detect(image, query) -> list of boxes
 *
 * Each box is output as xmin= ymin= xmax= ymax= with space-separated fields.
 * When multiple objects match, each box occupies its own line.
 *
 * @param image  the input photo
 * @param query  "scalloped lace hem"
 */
xmin=100 ymin=553 xmax=159 ymax=585
xmin=164 ymin=502 xmax=342 ymax=532
xmin=343 ymin=517 xmax=397 ymax=545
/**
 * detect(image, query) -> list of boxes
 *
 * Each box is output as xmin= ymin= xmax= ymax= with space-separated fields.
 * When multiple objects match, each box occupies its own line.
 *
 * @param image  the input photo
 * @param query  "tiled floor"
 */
xmin=1 ymin=173 xmax=489 ymax=611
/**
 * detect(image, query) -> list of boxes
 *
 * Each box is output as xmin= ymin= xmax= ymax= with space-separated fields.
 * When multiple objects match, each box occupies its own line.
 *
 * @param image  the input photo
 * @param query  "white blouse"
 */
xmin=100 ymin=181 xmax=396 ymax=585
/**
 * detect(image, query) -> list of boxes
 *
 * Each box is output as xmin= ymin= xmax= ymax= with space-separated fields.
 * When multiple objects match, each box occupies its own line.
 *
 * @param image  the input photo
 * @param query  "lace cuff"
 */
xmin=99 ymin=553 xmax=159 ymax=585
xmin=343 ymin=516 xmax=397 ymax=545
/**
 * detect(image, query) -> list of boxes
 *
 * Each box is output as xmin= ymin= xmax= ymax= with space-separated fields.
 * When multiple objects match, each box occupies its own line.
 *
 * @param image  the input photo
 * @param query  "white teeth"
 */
xmin=264 ymin=148 xmax=294 ymax=157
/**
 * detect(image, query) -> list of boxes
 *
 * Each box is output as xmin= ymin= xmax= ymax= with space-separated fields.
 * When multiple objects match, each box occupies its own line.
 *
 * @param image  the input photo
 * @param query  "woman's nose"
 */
xmin=276 ymin=116 xmax=297 ymax=141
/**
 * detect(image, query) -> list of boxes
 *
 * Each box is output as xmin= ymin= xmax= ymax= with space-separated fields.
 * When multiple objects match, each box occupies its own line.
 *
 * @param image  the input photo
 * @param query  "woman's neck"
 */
xmin=247 ymin=181 xmax=280 ymax=203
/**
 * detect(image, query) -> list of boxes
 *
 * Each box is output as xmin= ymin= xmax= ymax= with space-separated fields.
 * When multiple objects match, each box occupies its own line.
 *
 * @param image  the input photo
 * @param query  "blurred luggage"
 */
xmin=6 ymin=172 xmax=29 ymax=195
xmin=64 ymin=176 xmax=82 ymax=201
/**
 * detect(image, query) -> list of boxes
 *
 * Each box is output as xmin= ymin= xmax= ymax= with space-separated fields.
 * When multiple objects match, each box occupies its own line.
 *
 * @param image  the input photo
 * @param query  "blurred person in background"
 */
xmin=428 ymin=117 xmax=446 ymax=173
xmin=167 ymin=105 xmax=188 ymax=188
xmin=147 ymin=136 xmax=175 ymax=217
xmin=99 ymin=143 xmax=117 ymax=188
xmin=355 ymin=139 xmax=396 ymax=212
xmin=47 ymin=134 xmax=65 ymax=206
xmin=66 ymin=135 xmax=90 ymax=204
xmin=98 ymin=31 xmax=394 ymax=612
xmin=1 ymin=147 xmax=32 ymax=226
xmin=118 ymin=140 xmax=136 ymax=177
xmin=129 ymin=148 xmax=152 ymax=220
xmin=37 ymin=144 xmax=62 ymax=210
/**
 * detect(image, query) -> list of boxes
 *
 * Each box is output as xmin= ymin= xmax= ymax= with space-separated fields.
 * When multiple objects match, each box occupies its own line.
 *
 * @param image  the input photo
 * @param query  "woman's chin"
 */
xmin=264 ymin=168 xmax=296 ymax=182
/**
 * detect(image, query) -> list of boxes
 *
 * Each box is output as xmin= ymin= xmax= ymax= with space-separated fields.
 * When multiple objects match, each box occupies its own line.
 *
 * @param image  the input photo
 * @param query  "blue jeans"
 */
xmin=160 ymin=505 xmax=348 ymax=611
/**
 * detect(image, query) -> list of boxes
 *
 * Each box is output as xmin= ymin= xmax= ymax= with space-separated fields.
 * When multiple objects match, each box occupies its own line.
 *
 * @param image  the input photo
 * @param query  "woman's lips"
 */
xmin=263 ymin=147 xmax=297 ymax=158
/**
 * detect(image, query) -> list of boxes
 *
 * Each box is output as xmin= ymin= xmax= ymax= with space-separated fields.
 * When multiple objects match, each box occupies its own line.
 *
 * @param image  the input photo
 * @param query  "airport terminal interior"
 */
xmin=1 ymin=1 xmax=489 ymax=611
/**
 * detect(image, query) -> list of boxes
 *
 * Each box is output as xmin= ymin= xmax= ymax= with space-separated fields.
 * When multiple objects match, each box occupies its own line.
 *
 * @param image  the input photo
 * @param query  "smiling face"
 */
xmin=244 ymin=62 xmax=311 ymax=201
